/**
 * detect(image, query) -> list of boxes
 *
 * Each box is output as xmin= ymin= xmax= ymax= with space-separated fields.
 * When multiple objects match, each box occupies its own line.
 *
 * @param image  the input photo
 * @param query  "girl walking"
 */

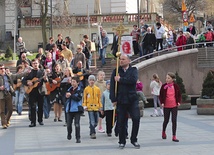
xmin=159 ymin=72 xmax=181 ymax=142
xmin=150 ymin=73 xmax=163 ymax=117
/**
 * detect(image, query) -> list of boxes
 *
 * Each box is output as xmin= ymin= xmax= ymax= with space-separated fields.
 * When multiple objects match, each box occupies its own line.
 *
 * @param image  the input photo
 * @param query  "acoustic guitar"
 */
xmin=75 ymin=71 xmax=92 ymax=81
xmin=24 ymin=77 xmax=40 ymax=94
xmin=45 ymin=77 xmax=61 ymax=93
xmin=13 ymin=79 xmax=22 ymax=90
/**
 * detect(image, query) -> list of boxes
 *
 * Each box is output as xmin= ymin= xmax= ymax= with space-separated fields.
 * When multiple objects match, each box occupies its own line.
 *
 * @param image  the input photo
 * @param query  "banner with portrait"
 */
xmin=120 ymin=36 xmax=133 ymax=56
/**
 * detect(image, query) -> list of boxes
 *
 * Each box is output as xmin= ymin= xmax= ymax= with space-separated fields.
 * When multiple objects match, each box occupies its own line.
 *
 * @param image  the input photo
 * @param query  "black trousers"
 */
xmin=29 ymin=90 xmax=44 ymax=124
xmin=156 ymin=39 xmax=163 ymax=51
xmin=103 ymin=110 xmax=113 ymax=134
xmin=67 ymin=112 xmax=81 ymax=139
xmin=162 ymin=107 xmax=178 ymax=136
xmin=133 ymin=41 xmax=139 ymax=55
xmin=117 ymin=102 xmax=140 ymax=144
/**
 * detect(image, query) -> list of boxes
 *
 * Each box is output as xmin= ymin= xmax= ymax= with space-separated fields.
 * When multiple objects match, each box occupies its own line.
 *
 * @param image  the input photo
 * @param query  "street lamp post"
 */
xmin=13 ymin=19 xmax=17 ymax=60
xmin=50 ymin=0 xmax=53 ymax=37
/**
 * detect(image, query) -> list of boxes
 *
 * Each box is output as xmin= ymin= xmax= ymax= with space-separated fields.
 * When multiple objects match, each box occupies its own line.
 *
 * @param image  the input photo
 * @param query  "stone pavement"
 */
xmin=0 ymin=106 xmax=214 ymax=155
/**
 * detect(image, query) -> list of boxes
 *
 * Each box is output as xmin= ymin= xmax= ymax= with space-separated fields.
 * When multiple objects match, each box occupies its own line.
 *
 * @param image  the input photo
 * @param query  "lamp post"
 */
xmin=137 ymin=0 xmax=140 ymax=28
xmin=50 ymin=0 xmax=53 ymax=37
xmin=13 ymin=19 xmax=17 ymax=60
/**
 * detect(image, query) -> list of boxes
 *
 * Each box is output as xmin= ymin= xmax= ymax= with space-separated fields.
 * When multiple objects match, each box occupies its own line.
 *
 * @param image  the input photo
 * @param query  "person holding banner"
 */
xmin=110 ymin=54 xmax=140 ymax=149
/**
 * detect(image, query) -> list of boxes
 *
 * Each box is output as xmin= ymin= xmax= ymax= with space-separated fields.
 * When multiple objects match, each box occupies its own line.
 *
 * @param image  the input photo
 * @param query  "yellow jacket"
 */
xmin=82 ymin=85 xmax=102 ymax=111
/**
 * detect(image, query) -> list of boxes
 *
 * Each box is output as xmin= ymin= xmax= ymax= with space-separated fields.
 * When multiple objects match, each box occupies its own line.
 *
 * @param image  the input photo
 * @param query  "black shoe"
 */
xmin=76 ymin=139 xmax=81 ymax=143
xmin=67 ymin=134 xmax=71 ymax=140
xmin=58 ymin=118 xmax=62 ymax=122
xmin=29 ymin=123 xmax=36 ymax=127
xmin=39 ymin=122 xmax=44 ymax=125
xmin=107 ymin=133 xmax=112 ymax=137
xmin=119 ymin=144 xmax=125 ymax=149
xmin=131 ymin=142 xmax=140 ymax=149
xmin=54 ymin=118 xmax=57 ymax=122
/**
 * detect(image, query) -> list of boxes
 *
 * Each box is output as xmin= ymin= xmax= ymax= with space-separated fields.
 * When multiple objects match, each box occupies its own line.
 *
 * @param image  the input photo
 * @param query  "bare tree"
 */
xmin=161 ymin=0 xmax=211 ymax=27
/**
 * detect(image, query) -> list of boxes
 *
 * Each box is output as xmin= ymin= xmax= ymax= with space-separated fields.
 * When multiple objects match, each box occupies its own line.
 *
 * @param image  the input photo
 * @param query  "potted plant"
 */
xmin=197 ymin=70 xmax=214 ymax=115
xmin=175 ymin=72 xmax=191 ymax=110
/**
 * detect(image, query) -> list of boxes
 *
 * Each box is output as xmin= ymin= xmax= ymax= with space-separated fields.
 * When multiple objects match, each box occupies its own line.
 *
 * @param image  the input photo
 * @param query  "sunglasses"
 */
xmin=0 ymin=67 xmax=5 ymax=70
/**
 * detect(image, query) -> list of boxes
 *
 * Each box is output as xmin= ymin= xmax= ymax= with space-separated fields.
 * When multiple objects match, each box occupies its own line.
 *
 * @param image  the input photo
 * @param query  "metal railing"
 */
xmin=130 ymin=41 xmax=214 ymax=64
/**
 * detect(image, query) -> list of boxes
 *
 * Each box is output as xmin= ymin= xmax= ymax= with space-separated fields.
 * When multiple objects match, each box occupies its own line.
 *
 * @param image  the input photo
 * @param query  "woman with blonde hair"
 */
xmin=61 ymin=67 xmax=74 ymax=126
xmin=49 ymin=64 xmax=64 ymax=122
xmin=150 ymin=73 xmax=163 ymax=117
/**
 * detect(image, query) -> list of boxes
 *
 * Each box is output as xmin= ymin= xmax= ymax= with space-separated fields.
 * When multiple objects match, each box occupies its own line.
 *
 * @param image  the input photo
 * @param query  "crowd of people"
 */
xmin=125 ymin=19 xmax=214 ymax=59
xmin=3 ymin=19 xmax=206 ymax=148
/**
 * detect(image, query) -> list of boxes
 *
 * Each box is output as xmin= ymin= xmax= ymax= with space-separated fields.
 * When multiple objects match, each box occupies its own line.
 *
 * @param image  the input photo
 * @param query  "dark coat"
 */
xmin=110 ymin=65 xmax=138 ymax=104
xmin=143 ymin=33 xmax=156 ymax=49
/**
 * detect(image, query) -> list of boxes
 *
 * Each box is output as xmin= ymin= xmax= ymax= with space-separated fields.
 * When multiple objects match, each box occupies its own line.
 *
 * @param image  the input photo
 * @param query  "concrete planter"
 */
xmin=196 ymin=98 xmax=214 ymax=115
xmin=178 ymin=103 xmax=191 ymax=110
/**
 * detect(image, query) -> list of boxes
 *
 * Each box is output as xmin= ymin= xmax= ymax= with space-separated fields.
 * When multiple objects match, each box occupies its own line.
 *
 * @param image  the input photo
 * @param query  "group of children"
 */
xmin=65 ymin=71 xmax=114 ymax=142
xmin=66 ymin=71 xmax=181 ymax=143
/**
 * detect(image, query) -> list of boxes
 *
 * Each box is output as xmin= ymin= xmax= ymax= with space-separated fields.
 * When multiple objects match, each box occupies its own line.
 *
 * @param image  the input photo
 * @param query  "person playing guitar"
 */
xmin=73 ymin=60 xmax=90 ymax=89
xmin=48 ymin=64 xmax=64 ymax=122
xmin=22 ymin=59 xmax=45 ymax=127
xmin=13 ymin=65 xmax=25 ymax=115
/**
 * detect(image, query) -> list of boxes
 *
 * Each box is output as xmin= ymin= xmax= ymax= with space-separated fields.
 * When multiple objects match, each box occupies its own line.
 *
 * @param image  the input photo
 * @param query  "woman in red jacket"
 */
xmin=159 ymin=72 xmax=181 ymax=142
xmin=176 ymin=31 xmax=187 ymax=51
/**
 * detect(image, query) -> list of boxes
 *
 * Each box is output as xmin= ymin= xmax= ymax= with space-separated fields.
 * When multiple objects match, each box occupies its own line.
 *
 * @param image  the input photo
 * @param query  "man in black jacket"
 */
xmin=110 ymin=54 xmax=140 ymax=149
xmin=142 ymin=27 xmax=156 ymax=59
xmin=22 ymin=59 xmax=45 ymax=127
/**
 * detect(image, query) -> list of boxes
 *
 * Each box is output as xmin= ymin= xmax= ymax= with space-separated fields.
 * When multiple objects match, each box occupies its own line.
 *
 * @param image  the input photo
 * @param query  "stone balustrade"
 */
xmin=22 ymin=13 xmax=159 ymax=28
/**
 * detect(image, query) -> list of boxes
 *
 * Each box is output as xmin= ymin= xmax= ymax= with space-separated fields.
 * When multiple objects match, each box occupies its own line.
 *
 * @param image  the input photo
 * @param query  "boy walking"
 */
xmin=83 ymin=75 xmax=103 ymax=139
xmin=101 ymin=80 xmax=114 ymax=137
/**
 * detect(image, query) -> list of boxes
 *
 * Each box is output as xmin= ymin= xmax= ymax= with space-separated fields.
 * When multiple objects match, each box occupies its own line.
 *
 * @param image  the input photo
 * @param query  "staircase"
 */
xmin=198 ymin=47 xmax=214 ymax=67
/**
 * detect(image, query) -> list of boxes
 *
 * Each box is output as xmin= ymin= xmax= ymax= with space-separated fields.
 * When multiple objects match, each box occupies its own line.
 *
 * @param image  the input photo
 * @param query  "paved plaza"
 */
xmin=0 ymin=106 xmax=214 ymax=155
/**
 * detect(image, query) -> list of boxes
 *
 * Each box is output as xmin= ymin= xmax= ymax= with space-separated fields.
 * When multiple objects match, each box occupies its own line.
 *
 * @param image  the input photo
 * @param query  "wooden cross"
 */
xmin=112 ymin=20 xmax=129 ymax=54
xmin=112 ymin=21 xmax=129 ymax=127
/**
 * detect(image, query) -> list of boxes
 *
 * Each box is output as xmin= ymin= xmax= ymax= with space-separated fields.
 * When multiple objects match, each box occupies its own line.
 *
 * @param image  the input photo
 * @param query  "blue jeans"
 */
xmin=88 ymin=111 xmax=99 ymax=135
xmin=99 ymin=48 xmax=106 ymax=65
xmin=43 ymin=96 xmax=51 ymax=118
xmin=14 ymin=89 xmax=25 ymax=114
xmin=153 ymin=95 xmax=162 ymax=109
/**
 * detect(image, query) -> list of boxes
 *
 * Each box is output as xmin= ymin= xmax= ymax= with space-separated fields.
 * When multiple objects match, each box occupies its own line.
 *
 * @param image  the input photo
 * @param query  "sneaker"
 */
xmin=131 ymin=142 xmax=140 ymax=149
xmin=145 ymin=100 xmax=149 ymax=104
xmin=98 ymin=128 xmax=105 ymax=133
xmin=150 ymin=114 xmax=158 ymax=117
xmin=2 ymin=125 xmax=7 ymax=129
xmin=90 ymin=133 xmax=96 ymax=139
xmin=119 ymin=144 xmax=125 ymax=149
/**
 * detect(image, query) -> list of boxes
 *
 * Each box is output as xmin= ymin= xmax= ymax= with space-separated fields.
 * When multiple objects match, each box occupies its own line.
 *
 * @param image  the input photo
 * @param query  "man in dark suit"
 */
xmin=142 ymin=27 xmax=156 ymax=59
xmin=110 ymin=54 xmax=140 ymax=149
xmin=111 ymin=32 xmax=119 ymax=58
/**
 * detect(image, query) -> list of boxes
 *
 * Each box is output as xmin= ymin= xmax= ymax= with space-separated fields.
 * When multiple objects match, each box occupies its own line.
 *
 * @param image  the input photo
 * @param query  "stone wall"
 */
xmin=134 ymin=49 xmax=213 ymax=96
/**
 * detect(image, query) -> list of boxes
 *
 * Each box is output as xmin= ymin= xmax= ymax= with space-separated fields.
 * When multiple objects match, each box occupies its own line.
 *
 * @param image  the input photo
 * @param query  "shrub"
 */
xmin=175 ymin=72 xmax=187 ymax=102
xmin=201 ymin=70 xmax=214 ymax=99
xmin=5 ymin=46 xmax=13 ymax=60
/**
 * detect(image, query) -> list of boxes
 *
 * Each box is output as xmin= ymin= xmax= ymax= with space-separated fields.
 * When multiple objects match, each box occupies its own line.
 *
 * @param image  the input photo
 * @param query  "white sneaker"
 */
xmin=150 ymin=113 xmax=159 ymax=117
xmin=98 ymin=128 xmax=105 ymax=133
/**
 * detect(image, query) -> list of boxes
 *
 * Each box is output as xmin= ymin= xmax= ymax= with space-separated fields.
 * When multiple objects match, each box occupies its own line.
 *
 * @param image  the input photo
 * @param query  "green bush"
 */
xmin=175 ymin=72 xmax=187 ymax=102
xmin=5 ymin=46 xmax=13 ymax=60
xmin=201 ymin=70 xmax=214 ymax=99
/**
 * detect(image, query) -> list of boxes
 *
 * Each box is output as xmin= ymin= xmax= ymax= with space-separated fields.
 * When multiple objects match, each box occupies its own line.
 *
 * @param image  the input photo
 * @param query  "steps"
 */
xmin=198 ymin=47 xmax=214 ymax=67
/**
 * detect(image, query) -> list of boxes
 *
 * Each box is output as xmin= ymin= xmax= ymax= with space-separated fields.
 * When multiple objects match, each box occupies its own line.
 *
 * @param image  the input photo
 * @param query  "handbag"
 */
xmin=78 ymin=105 xmax=84 ymax=113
